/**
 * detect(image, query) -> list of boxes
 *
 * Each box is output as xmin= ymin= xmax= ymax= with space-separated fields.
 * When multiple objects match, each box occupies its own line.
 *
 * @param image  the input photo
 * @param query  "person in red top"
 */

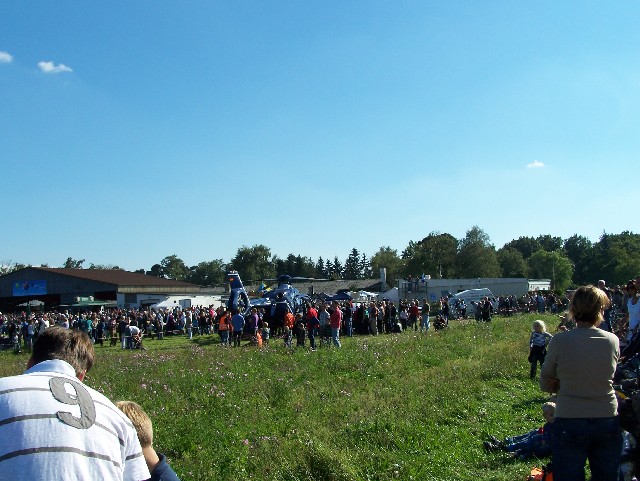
xmin=409 ymin=301 xmax=420 ymax=331
xmin=217 ymin=309 xmax=231 ymax=346
xmin=329 ymin=301 xmax=343 ymax=348
xmin=306 ymin=304 xmax=320 ymax=350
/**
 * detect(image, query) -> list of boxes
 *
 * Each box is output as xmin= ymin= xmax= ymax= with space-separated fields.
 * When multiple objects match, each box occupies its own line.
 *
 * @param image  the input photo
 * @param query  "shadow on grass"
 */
xmin=191 ymin=335 xmax=223 ymax=347
xmin=511 ymin=395 xmax=550 ymax=410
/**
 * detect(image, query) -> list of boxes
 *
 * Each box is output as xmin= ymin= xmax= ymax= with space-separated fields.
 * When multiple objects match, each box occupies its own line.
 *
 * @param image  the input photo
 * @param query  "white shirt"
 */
xmin=0 ymin=360 xmax=150 ymax=480
xmin=628 ymin=296 xmax=640 ymax=339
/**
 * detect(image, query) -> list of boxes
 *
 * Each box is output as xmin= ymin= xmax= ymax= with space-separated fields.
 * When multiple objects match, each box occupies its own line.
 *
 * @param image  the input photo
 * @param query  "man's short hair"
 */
xmin=116 ymin=401 xmax=153 ymax=448
xmin=31 ymin=326 xmax=95 ymax=375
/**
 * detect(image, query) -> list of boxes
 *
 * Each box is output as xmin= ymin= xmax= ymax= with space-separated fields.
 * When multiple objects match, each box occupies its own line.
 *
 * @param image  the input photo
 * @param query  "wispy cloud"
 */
xmin=0 ymin=51 xmax=13 ymax=63
xmin=38 ymin=61 xmax=73 ymax=74
xmin=527 ymin=160 xmax=545 ymax=168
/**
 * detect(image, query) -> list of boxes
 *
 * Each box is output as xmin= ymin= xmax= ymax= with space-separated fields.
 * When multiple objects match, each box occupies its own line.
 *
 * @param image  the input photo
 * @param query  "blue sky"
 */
xmin=1 ymin=1 xmax=636 ymax=271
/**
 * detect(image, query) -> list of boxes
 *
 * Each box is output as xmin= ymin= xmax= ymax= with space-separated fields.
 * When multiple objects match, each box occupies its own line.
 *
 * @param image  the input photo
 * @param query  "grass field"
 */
xmin=0 ymin=313 xmax=559 ymax=480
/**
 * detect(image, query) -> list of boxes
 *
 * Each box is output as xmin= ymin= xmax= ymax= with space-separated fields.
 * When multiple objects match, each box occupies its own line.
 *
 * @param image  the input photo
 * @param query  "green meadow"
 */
xmin=0 ymin=313 xmax=558 ymax=480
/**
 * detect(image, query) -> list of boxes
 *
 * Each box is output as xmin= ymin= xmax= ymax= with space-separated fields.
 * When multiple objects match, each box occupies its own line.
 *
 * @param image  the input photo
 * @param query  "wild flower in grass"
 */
xmin=243 ymin=439 xmax=249 ymax=445
xmin=141 ymin=383 xmax=147 ymax=389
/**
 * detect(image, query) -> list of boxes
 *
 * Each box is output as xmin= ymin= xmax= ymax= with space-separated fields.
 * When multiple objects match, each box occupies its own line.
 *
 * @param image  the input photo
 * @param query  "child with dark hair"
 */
xmin=294 ymin=314 xmax=306 ymax=347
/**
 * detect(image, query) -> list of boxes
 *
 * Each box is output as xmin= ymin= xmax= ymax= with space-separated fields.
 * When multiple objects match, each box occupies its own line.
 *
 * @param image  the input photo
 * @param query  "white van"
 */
xmin=450 ymin=288 xmax=494 ymax=304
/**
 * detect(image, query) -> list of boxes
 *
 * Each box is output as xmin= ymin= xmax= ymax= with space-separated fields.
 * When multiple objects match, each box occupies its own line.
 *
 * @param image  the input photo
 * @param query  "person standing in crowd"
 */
xmin=369 ymin=301 xmax=378 ymax=335
xmin=421 ymin=299 xmax=430 ymax=333
xmin=387 ymin=301 xmax=397 ymax=333
xmin=248 ymin=308 xmax=260 ymax=336
xmin=119 ymin=315 xmax=128 ymax=349
xmin=330 ymin=300 xmax=342 ymax=348
xmin=481 ymin=298 xmax=493 ymax=322
xmin=598 ymin=279 xmax=613 ymax=331
xmin=185 ymin=310 xmax=193 ymax=339
xmin=0 ymin=327 xmax=150 ymax=480
xmin=231 ymin=308 xmax=245 ymax=347
xmin=318 ymin=303 xmax=330 ymax=330
xmin=218 ymin=308 xmax=231 ymax=346
xmin=306 ymin=304 xmax=320 ymax=350
xmin=540 ymin=285 xmax=621 ymax=481
xmin=343 ymin=301 xmax=353 ymax=337
xmin=624 ymin=280 xmax=640 ymax=342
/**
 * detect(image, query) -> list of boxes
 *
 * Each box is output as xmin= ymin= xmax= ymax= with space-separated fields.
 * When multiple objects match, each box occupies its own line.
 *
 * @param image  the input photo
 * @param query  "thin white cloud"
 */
xmin=527 ymin=160 xmax=545 ymax=168
xmin=0 ymin=51 xmax=13 ymax=63
xmin=38 ymin=61 xmax=73 ymax=74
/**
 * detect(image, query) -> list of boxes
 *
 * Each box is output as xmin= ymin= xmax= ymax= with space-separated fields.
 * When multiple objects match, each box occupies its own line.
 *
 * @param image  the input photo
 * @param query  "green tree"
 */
xmin=146 ymin=264 xmax=164 ymax=277
xmin=315 ymin=257 xmax=326 ymax=279
xmin=591 ymin=231 xmax=640 ymax=285
xmin=330 ymin=256 xmax=343 ymax=280
xmin=295 ymin=255 xmax=317 ymax=278
xmin=274 ymin=254 xmax=316 ymax=277
xmin=88 ymin=263 xmax=122 ymax=270
xmin=187 ymin=259 xmax=226 ymax=286
xmin=563 ymin=234 xmax=594 ymax=285
xmin=63 ymin=257 xmax=85 ymax=269
xmin=161 ymin=255 xmax=189 ymax=281
xmin=402 ymin=232 xmax=457 ymax=279
xmin=0 ymin=260 xmax=27 ymax=275
xmin=528 ymin=250 xmax=574 ymax=292
xmin=454 ymin=226 xmax=501 ymax=278
xmin=229 ymin=245 xmax=275 ymax=281
xmin=536 ymin=235 xmax=563 ymax=252
xmin=359 ymin=253 xmax=372 ymax=279
xmin=370 ymin=246 xmax=403 ymax=286
xmin=497 ymin=247 xmax=529 ymax=278
xmin=343 ymin=248 xmax=362 ymax=280
xmin=502 ymin=236 xmax=543 ymax=260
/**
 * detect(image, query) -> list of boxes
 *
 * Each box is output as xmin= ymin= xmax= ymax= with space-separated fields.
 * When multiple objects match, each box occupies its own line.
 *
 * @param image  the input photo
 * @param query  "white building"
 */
xmin=398 ymin=277 xmax=551 ymax=301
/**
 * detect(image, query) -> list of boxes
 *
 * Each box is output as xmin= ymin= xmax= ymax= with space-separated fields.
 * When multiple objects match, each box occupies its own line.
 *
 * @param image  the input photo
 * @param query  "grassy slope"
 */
xmin=0 ymin=313 xmax=557 ymax=480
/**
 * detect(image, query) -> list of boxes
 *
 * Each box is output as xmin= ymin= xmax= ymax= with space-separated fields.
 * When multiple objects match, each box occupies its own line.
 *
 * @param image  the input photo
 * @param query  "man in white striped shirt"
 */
xmin=0 ymin=326 xmax=150 ymax=480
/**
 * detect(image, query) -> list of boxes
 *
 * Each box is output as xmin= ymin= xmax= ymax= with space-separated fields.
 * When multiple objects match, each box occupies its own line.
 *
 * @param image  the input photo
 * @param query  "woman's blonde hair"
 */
xmin=569 ymin=285 xmax=611 ymax=325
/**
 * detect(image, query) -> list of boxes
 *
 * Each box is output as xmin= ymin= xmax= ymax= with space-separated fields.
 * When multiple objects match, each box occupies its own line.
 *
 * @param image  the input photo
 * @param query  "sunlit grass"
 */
xmin=0 ymin=313 xmax=557 ymax=480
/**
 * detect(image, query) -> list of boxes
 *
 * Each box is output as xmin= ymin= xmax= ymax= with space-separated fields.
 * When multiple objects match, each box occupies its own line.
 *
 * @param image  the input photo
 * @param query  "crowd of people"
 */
xmin=0 ymin=293 xmax=532 ymax=352
xmin=0 ymin=290 xmax=579 ymax=355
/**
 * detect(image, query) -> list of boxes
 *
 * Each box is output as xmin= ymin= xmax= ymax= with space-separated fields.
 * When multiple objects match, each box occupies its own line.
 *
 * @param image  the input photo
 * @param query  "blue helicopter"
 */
xmin=226 ymin=271 xmax=311 ymax=317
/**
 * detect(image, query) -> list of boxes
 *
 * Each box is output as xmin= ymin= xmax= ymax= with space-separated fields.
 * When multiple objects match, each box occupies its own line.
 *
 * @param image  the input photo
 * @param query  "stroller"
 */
xmin=433 ymin=315 xmax=448 ymax=331
xmin=320 ymin=324 xmax=333 ymax=347
xmin=131 ymin=332 xmax=145 ymax=350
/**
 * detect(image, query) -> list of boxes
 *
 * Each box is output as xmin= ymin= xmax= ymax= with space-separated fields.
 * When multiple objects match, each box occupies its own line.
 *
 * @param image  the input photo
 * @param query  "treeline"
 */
xmin=3 ymin=227 xmax=639 ymax=293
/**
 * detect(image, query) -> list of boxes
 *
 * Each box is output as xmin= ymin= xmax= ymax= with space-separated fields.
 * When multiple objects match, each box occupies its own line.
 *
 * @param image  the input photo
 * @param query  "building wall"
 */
xmin=117 ymin=293 xmax=223 ymax=309
xmin=398 ymin=277 xmax=551 ymax=301
xmin=0 ymin=268 xmax=221 ymax=311
xmin=0 ymin=268 xmax=118 ymax=309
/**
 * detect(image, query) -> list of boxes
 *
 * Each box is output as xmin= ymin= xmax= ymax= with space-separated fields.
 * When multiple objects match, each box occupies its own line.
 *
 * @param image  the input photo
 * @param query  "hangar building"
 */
xmin=0 ymin=267 xmax=221 ymax=311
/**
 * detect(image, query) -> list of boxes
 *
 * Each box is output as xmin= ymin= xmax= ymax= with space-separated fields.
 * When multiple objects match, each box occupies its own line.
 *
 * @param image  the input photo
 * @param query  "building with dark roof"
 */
xmin=0 ymin=267 xmax=220 ymax=311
